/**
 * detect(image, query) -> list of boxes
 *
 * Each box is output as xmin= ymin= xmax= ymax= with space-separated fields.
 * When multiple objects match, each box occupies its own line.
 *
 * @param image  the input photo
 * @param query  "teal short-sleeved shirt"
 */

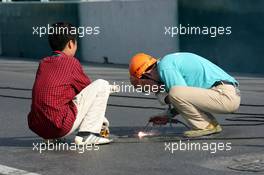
xmin=157 ymin=52 xmax=238 ymax=91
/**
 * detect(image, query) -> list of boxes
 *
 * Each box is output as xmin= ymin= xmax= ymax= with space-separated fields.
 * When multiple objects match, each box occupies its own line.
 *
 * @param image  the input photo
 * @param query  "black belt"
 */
xmin=212 ymin=80 xmax=238 ymax=87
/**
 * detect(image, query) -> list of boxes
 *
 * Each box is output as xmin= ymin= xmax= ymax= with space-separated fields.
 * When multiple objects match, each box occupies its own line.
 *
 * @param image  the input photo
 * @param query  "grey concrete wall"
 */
xmin=78 ymin=0 xmax=178 ymax=64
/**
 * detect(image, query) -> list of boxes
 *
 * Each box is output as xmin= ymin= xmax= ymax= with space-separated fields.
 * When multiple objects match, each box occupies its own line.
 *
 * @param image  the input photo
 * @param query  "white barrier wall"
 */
xmin=78 ymin=0 xmax=179 ymax=64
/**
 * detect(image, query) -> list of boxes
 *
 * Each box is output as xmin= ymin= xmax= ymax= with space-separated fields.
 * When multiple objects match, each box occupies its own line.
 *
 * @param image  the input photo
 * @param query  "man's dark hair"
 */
xmin=48 ymin=22 xmax=77 ymax=51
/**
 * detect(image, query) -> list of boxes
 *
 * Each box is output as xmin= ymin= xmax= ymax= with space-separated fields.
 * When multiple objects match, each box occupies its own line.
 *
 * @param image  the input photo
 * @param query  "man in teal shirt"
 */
xmin=129 ymin=52 xmax=241 ymax=137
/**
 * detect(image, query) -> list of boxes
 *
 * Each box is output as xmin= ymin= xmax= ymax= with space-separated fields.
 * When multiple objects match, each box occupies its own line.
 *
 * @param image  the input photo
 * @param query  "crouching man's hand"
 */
xmin=148 ymin=108 xmax=179 ymax=125
xmin=149 ymin=115 xmax=169 ymax=125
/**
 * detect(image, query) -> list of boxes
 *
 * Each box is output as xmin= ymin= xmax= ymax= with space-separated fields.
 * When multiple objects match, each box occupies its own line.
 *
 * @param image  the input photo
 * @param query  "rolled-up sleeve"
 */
xmin=72 ymin=60 xmax=91 ymax=93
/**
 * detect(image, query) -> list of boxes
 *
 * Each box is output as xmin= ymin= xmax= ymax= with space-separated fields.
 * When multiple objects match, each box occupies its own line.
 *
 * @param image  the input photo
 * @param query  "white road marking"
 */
xmin=0 ymin=164 xmax=41 ymax=175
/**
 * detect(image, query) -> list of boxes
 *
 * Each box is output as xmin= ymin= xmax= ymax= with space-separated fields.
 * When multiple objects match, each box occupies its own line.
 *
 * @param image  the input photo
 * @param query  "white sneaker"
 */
xmin=109 ymin=85 xmax=120 ymax=93
xmin=75 ymin=133 xmax=112 ymax=145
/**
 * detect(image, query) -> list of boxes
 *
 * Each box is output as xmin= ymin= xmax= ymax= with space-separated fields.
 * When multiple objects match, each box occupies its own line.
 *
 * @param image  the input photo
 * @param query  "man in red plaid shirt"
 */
xmin=28 ymin=22 xmax=117 ymax=145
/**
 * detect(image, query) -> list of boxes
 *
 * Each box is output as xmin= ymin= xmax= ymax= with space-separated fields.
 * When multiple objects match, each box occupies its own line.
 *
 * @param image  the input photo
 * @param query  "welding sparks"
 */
xmin=138 ymin=131 xmax=147 ymax=138
xmin=138 ymin=131 xmax=155 ymax=138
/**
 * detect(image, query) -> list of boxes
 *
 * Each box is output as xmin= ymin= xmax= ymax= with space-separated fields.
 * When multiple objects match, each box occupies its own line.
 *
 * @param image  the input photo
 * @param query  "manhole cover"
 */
xmin=200 ymin=153 xmax=264 ymax=173
xmin=228 ymin=157 xmax=264 ymax=172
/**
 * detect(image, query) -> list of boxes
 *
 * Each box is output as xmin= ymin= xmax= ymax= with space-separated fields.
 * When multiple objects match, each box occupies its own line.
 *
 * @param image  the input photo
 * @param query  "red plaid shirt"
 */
xmin=28 ymin=51 xmax=91 ymax=139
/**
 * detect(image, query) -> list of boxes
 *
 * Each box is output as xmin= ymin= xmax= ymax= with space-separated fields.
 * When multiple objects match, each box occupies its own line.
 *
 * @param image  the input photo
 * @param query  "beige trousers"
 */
xmin=169 ymin=84 xmax=241 ymax=129
xmin=66 ymin=79 xmax=110 ymax=136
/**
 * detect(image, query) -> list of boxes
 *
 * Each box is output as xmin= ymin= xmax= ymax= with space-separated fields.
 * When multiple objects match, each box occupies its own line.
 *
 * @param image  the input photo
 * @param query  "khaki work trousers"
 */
xmin=169 ymin=84 xmax=241 ymax=129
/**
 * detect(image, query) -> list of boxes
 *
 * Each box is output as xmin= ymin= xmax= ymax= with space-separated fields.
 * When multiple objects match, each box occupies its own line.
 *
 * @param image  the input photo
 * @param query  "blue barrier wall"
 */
xmin=178 ymin=0 xmax=264 ymax=74
xmin=0 ymin=3 xmax=79 ymax=58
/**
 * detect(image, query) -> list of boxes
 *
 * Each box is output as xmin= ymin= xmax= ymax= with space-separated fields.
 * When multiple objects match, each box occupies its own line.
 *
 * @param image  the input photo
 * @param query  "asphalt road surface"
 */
xmin=0 ymin=58 xmax=263 ymax=175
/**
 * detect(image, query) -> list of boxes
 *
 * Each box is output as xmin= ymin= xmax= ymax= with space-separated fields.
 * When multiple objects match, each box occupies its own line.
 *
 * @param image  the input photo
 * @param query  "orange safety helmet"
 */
xmin=129 ymin=53 xmax=157 ymax=78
